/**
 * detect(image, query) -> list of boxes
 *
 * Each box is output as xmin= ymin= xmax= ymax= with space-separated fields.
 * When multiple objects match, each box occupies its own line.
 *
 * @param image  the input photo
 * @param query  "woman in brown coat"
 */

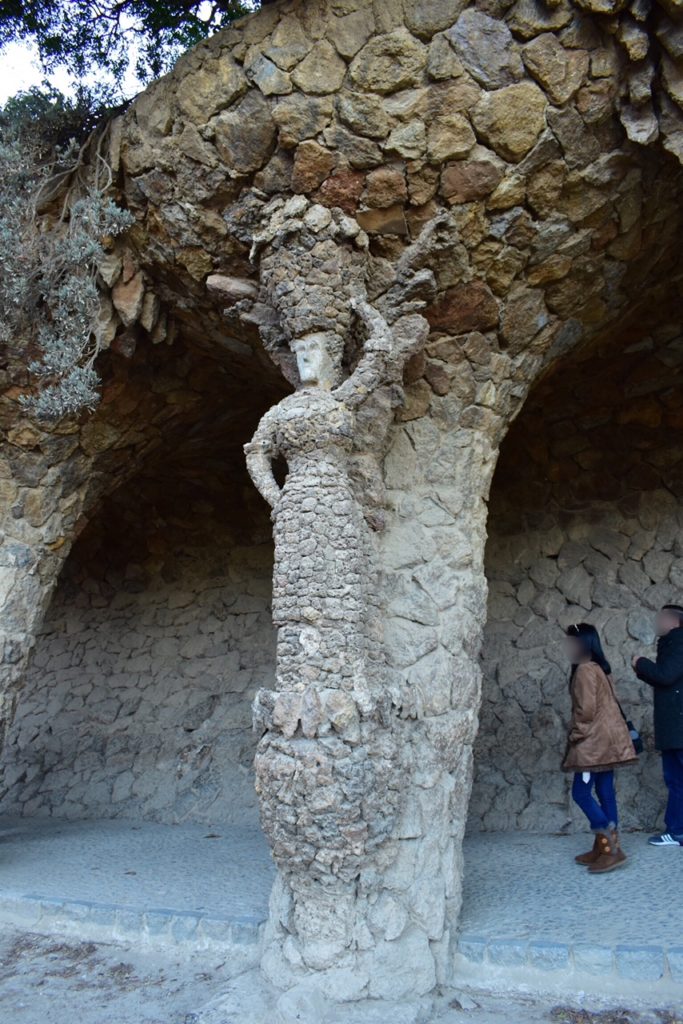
xmin=563 ymin=623 xmax=638 ymax=873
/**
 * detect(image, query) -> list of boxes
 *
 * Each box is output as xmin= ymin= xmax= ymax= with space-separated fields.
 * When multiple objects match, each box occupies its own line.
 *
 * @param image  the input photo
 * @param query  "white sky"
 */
xmin=1 ymin=41 xmax=69 ymax=103
xmin=0 ymin=38 xmax=143 ymax=105
xmin=0 ymin=2 xmax=253 ymax=106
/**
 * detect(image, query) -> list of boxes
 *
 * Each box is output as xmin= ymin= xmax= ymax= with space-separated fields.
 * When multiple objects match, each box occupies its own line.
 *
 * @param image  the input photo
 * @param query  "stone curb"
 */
xmin=457 ymin=934 xmax=682 ymax=985
xmin=0 ymin=890 xmax=266 ymax=951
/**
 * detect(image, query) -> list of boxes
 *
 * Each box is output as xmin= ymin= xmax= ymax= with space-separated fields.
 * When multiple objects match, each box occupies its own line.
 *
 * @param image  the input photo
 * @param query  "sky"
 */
xmin=0 ymin=38 xmax=143 ymax=105
xmin=1 ymin=41 xmax=71 ymax=103
xmin=0 ymin=1 xmax=236 ymax=105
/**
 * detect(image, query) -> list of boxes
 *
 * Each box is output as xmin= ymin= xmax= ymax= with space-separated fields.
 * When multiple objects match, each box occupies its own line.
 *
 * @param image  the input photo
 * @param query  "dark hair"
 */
xmin=662 ymin=604 xmax=683 ymax=626
xmin=566 ymin=623 xmax=611 ymax=676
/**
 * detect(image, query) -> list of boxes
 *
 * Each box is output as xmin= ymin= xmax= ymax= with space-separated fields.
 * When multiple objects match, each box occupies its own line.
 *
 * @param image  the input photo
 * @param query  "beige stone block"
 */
xmin=349 ymin=29 xmax=427 ymax=95
xmin=112 ymin=271 xmax=144 ymax=327
xmin=176 ymin=57 xmax=246 ymax=122
xmin=427 ymin=112 xmax=476 ymax=163
xmin=522 ymin=33 xmax=589 ymax=104
xmin=471 ymin=82 xmax=547 ymax=163
xmin=329 ymin=8 xmax=375 ymax=58
xmin=291 ymin=40 xmax=348 ymax=95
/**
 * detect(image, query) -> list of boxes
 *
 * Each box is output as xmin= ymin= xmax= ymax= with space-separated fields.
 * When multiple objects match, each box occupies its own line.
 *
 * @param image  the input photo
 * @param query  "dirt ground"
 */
xmin=0 ymin=927 xmax=681 ymax=1024
xmin=0 ymin=927 xmax=249 ymax=1024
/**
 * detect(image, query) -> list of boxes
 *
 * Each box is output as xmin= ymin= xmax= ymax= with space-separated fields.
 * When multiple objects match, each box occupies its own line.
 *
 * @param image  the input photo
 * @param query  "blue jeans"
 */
xmin=662 ymin=750 xmax=683 ymax=836
xmin=572 ymin=771 xmax=618 ymax=831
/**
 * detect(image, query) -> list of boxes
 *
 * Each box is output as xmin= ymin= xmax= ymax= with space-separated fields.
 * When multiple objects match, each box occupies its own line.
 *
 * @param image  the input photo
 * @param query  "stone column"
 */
xmin=0 ymin=522 xmax=73 ymax=758
xmin=0 ymin=432 xmax=88 ymax=761
xmin=375 ymin=399 xmax=498 ymax=990
xmin=256 ymin=384 xmax=507 ymax=1001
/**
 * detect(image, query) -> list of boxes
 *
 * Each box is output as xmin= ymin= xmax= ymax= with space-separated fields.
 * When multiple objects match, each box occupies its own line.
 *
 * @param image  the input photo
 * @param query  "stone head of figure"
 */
xmin=290 ymin=332 xmax=344 ymax=389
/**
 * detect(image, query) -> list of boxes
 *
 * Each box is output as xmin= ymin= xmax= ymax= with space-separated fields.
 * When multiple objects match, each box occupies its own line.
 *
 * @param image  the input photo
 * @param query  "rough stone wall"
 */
xmin=0 ymin=466 xmax=276 ymax=825
xmin=0 ymin=328 xmax=284 ymax=774
xmin=2 ymin=0 xmax=683 ymax=1004
xmin=471 ymin=323 xmax=683 ymax=834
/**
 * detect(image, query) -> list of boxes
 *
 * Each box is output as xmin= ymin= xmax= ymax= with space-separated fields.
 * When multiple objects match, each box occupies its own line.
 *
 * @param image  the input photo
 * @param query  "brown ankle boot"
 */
xmin=588 ymin=830 xmax=627 ymax=874
xmin=610 ymin=828 xmax=627 ymax=867
xmin=575 ymin=834 xmax=601 ymax=865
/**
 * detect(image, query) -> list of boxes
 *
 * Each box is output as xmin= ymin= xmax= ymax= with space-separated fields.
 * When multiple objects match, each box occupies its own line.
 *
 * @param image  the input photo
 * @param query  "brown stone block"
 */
xmin=402 ymin=350 xmax=427 ymax=384
xmin=424 ymin=359 xmax=452 ymax=395
xmin=213 ymin=91 xmax=277 ymax=173
xmin=485 ymin=246 xmax=527 ymax=296
xmin=177 ymin=248 xmax=213 ymax=281
xmin=440 ymin=159 xmax=503 ymax=203
xmin=426 ymin=280 xmax=499 ymax=333
xmin=112 ymin=271 xmax=145 ymax=327
xmin=363 ymin=166 xmax=408 ymax=208
xmin=265 ymin=16 xmax=313 ymax=71
xmin=527 ymin=161 xmax=566 ymax=218
xmin=406 ymin=200 xmax=439 ymax=237
xmin=357 ymin=204 xmax=408 ymax=235
xmin=499 ymin=286 xmax=549 ymax=352
xmin=486 ymin=175 xmax=526 ymax=210
xmin=291 ymin=141 xmax=338 ymax=193
xmin=527 ymin=254 xmax=572 ymax=286
xmin=329 ymin=8 xmax=375 ymax=59
xmin=618 ymin=398 xmax=663 ymax=429
xmin=446 ymin=8 xmax=523 ymax=88
xmin=427 ymin=78 xmax=483 ymax=118
xmin=314 ymin=168 xmax=365 ymax=213
xmin=575 ymin=79 xmax=618 ymax=126
xmin=337 ymin=92 xmax=390 ymax=139
xmin=589 ymin=218 xmax=619 ymax=252
xmin=291 ymin=40 xmax=348 ymax=95
xmin=321 ymin=126 xmax=384 ymax=168
xmin=427 ymin=112 xmax=476 ymax=163
xmin=508 ymin=0 xmax=573 ymax=40
xmin=427 ymin=33 xmax=465 ymax=81
xmin=396 ymin=379 xmax=432 ymax=420
xmin=406 ymin=0 xmax=470 ymax=39
xmin=176 ymin=57 xmax=247 ymax=123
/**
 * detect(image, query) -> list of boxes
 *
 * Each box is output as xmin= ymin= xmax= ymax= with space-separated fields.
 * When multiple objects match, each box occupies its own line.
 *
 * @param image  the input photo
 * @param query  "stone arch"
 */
xmin=4 ymin=0 xmax=683 ymax=1005
xmin=0 ymin=313 xmax=287 ymax=824
xmin=472 ymin=289 xmax=683 ymax=838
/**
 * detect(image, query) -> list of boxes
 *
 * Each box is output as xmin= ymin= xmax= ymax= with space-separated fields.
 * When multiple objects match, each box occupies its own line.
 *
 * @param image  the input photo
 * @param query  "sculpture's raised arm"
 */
xmin=335 ymin=298 xmax=429 ymax=410
xmin=243 ymin=409 xmax=281 ymax=512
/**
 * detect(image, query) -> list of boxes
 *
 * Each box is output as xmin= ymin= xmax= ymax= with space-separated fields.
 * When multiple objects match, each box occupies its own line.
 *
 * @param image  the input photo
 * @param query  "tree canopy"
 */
xmin=0 ymin=1 xmax=264 ymax=89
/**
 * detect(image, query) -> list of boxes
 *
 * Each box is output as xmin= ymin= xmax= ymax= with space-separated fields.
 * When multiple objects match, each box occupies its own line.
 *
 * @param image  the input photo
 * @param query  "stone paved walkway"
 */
xmin=1 ymin=817 xmax=682 ymax=992
xmin=0 ymin=816 xmax=275 ymax=950
xmin=458 ymin=831 xmax=683 ymax=987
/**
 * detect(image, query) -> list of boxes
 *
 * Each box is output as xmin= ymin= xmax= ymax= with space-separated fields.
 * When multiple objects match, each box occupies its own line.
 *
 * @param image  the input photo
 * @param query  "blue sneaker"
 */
xmin=648 ymin=832 xmax=683 ymax=847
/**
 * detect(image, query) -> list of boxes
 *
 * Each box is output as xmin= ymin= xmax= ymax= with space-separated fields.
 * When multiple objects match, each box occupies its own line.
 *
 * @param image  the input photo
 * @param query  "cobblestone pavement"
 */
xmin=458 ymin=832 xmax=683 ymax=985
xmin=0 ymin=816 xmax=274 ymax=947
xmin=1 ymin=817 xmax=682 ymax=1006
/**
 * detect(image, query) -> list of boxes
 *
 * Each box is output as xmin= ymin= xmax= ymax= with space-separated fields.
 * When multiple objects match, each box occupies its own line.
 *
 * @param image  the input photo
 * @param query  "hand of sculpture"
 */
xmin=350 ymin=297 xmax=392 ymax=354
xmin=244 ymin=415 xmax=282 ymax=516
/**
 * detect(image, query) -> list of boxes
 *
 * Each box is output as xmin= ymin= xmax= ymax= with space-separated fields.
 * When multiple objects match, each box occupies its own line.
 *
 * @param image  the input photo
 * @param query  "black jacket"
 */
xmin=635 ymin=626 xmax=683 ymax=751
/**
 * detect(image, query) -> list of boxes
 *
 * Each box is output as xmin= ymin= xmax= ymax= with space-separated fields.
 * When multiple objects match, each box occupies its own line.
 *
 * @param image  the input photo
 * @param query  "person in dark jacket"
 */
xmin=633 ymin=604 xmax=683 ymax=847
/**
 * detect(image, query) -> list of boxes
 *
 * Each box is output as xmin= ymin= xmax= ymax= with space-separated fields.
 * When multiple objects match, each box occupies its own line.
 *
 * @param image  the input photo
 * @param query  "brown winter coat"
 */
xmin=562 ymin=662 xmax=638 ymax=773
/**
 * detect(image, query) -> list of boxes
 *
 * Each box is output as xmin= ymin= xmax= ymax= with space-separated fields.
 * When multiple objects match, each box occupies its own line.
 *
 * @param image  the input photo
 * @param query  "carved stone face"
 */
xmin=291 ymin=333 xmax=342 ymax=389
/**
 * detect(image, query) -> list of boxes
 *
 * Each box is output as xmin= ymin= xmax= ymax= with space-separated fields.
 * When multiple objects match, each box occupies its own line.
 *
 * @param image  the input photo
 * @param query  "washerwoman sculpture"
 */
xmin=245 ymin=300 xmax=421 ymax=712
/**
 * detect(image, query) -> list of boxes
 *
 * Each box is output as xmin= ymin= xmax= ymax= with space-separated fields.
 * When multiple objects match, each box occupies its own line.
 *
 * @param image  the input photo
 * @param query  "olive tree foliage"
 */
xmin=0 ymin=89 xmax=134 ymax=419
xmin=0 ymin=1 xmax=257 ymax=88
